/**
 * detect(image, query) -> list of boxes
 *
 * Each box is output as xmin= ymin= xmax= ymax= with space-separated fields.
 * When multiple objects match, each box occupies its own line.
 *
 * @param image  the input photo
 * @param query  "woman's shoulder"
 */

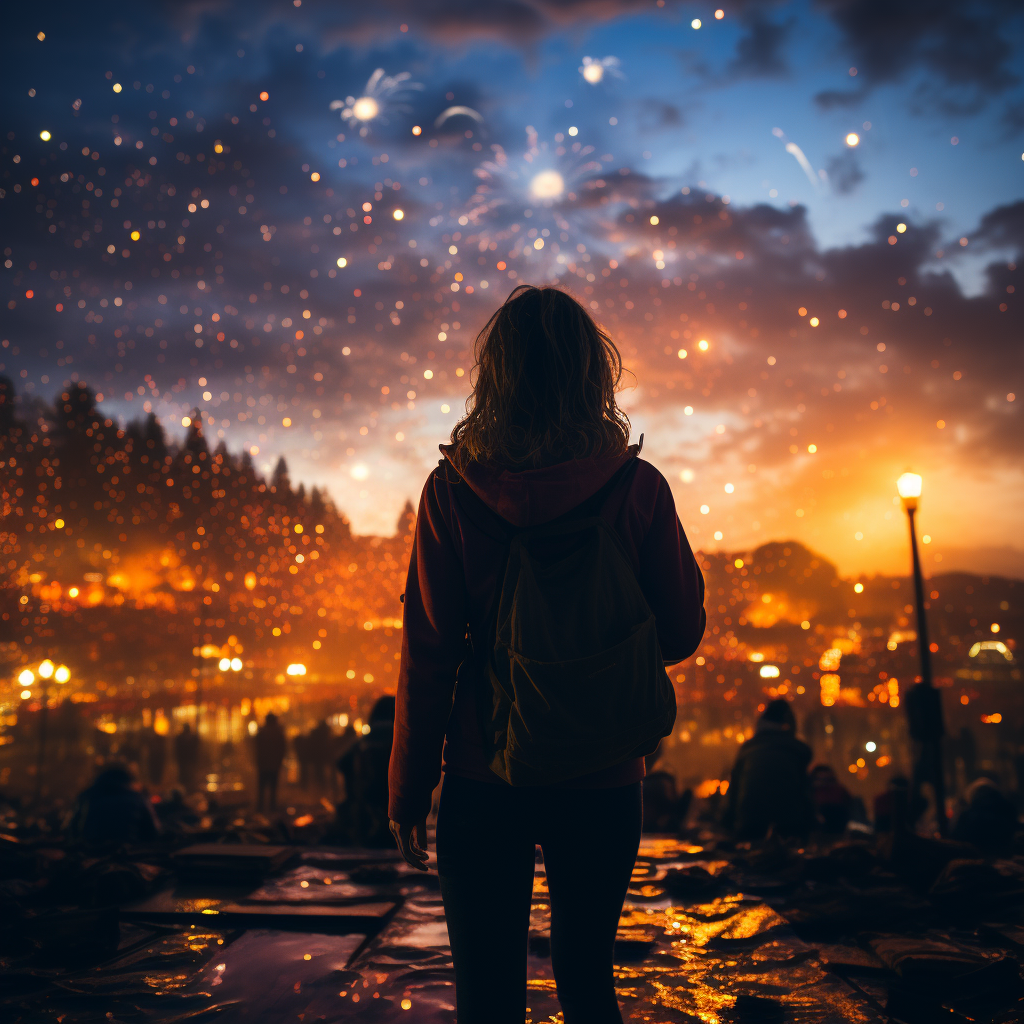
xmin=633 ymin=456 xmax=670 ymax=487
xmin=629 ymin=456 xmax=677 ymax=507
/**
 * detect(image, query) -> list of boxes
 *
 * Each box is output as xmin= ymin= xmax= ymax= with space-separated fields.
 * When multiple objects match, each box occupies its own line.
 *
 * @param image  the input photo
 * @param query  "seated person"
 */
xmin=70 ymin=764 xmax=160 ymax=846
xmin=810 ymin=763 xmax=853 ymax=834
xmin=952 ymin=777 xmax=1018 ymax=854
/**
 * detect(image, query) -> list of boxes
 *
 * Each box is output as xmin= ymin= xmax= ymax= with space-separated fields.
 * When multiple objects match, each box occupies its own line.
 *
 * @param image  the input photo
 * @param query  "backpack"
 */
xmin=447 ymin=456 xmax=676 ymax=786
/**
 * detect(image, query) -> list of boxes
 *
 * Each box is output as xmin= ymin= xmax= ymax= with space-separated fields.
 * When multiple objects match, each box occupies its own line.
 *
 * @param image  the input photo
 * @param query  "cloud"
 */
xmin=813 ymin=0 xmax=1022 ymax=111
xmin=825 ymin=150 xmax=864 ymax=195
xmin=168 ymin=0 xmax=675 ymax=49
xmin=636 ymin=100 xmax=684 ymax=131
xmin=728 ymin=16 xmax=793 ymax=78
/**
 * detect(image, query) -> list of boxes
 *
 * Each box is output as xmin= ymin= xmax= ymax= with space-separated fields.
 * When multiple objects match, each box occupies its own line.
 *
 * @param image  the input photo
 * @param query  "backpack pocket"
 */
xmin=496 ymin=614 xmax=676 ymax=786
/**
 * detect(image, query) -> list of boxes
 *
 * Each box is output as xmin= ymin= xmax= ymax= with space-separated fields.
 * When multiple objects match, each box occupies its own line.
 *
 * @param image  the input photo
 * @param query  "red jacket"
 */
xmin=387 ymin=443 xmax=706 ymax=823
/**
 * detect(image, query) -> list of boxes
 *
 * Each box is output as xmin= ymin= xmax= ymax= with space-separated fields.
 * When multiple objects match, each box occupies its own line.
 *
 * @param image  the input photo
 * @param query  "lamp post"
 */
xmin=34 ymin=659 xmax=55 ymax=802
xmin=897 ymin=474 xmax=932 ymax=687
xmin=897 ymin=472 xmax=946 ymax=835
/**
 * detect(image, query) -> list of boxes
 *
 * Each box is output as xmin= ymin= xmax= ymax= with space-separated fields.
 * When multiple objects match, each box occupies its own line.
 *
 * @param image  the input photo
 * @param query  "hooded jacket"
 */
xmin=387 ymin=443 xmax=706 ymax=823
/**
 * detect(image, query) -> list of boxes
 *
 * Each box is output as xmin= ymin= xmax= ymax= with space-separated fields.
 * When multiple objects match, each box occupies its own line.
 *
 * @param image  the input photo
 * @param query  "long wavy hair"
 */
xmin=449 ymin=285 xmax=631 ymax=469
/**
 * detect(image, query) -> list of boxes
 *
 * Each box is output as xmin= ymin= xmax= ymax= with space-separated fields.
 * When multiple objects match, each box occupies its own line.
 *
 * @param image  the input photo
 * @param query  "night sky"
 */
xmin=3 ymin=1 xmax=1022 ymax=576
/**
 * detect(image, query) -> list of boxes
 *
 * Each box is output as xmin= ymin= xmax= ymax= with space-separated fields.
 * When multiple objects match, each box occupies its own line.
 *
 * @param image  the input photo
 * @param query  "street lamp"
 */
xmin=34 ymin=659 xmax=56 ymax=802
xmin=897 ymin=473 xmax=929 ymax=686
xmin=897 ymin=471 xmax=946 ymax=835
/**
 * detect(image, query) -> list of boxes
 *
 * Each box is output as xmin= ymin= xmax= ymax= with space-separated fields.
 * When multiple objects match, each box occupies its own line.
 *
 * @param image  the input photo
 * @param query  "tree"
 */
xmin=144 ymin=412 xmax=168 ymax=461
xmin=396 ymin=499 xmax=416 ymax=536
xmin=184 ymin=410 xmax=208 ymax=455
xmin=308 ymin=485 xmax=326 ymax=520
xmin=0 ymin=376 xmax=17 ymax=436
xmin=271 ymin=456 xmax=291 ymax=495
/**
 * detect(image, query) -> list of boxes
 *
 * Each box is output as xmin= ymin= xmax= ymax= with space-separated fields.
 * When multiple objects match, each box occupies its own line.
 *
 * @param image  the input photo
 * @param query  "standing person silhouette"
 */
xmin=174 ymin=723 xmax=200 ymax=793
xmin=388 ymin=286 xmax=706 ymax=1024
xmin=254 ymin=713 xmax=287 ymax=812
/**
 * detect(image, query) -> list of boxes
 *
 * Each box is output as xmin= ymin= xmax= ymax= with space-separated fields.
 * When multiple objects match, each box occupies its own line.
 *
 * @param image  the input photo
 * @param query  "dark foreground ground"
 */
xmin=2 ymin=795 xmax=1024 ymax=1024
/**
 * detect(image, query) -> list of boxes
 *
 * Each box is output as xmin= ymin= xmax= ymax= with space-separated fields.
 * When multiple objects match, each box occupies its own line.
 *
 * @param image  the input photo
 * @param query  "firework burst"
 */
xmin=462 ymin=128 xmax=618 ymax=272
xmin=579 ymin=56 xmax=623 ymax=85
xmin=330 ymin=68 xmax=423 ymax=135
xmin=463 ymin=127 xmax=608 ymax=256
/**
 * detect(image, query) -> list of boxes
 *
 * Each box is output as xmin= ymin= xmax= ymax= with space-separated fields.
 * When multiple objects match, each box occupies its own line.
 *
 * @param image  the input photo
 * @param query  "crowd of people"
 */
xmin=59 ymin=700 xmax=397 ymax=848
xmin=48 ymin=694 xmax=1018 ymax=853
xmin=699 ymin=698 xmax=1021 ymax=850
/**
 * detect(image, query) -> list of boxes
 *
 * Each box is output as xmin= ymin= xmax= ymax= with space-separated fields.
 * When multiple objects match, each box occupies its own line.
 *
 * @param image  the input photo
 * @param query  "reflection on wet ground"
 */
xmin=4 ymin=834 xmax=1024 ymax=1022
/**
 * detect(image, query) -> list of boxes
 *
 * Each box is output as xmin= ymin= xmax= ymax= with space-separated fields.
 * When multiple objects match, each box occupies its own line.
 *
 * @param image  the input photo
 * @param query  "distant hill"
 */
xmin=0 ymin=379 xmax=413 ymax=689
xmin=1 ymin=379 xmax=1019 ymax=708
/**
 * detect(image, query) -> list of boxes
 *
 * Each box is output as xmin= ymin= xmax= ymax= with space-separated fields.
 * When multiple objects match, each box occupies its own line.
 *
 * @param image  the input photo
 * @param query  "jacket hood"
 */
xmin=439 ymin=440 xmax=642 ymax=528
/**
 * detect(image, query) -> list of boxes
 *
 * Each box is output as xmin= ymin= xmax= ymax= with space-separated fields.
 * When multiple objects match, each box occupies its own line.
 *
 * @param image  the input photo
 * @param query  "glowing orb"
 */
xmin=351 ymin=96 xmax=379 ymax=121
xmin=350 ymin=463 xmax=369 ymax=481
xmin=40 ymin=130 xmax=51 ymax=141
xmin=392 ymin=209 xmax=404 ymax=220
xmin=582 ymin=63 xmax=604 ymax=84
xmin=845 ymin=132 xmax=860 ymax=147
xmin=530 ymin=169 xmax=564 ymax=199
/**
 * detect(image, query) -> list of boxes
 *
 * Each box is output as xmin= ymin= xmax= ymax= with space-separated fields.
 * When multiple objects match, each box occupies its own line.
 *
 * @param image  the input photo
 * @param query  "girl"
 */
xmin=389 ymin=285 xmax=705 ymax=1023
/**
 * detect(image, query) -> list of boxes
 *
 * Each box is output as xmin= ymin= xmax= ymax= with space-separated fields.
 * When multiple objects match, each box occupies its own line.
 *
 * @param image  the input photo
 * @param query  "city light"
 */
xmin=18 ymin=669 xmax=34 ymax=687
xmin=286 ymin=663 xmax=307 ymax=676
xmin=759 ymin=665 xmax=780 ymax=679
xmin=38 ymin=660 xmax=54 ymax=679
xmin=54 ymin=665 xmax=70 ymax=684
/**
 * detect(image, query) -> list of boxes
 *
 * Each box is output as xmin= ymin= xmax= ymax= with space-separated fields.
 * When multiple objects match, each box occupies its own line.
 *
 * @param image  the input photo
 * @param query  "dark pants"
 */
xmin=257 ymin=768 xmax=279 ymax=812
xmin=436 ymin=773 xmax=641 ymax=1024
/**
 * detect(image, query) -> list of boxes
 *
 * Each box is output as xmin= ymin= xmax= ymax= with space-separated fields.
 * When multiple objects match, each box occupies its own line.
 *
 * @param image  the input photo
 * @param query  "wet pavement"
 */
xmin=3 ymin=832 xmax=1024 ymax=1022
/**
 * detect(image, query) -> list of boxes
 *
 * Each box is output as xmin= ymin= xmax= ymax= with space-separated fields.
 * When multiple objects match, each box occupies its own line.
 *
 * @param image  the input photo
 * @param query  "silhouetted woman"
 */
xmin=389 ymin=286 xmax=705 ymax=1024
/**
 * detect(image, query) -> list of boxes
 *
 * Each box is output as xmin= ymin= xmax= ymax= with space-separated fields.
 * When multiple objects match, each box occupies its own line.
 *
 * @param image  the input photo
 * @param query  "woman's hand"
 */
xmin=389 ymin=818 xmax=429 ymax=871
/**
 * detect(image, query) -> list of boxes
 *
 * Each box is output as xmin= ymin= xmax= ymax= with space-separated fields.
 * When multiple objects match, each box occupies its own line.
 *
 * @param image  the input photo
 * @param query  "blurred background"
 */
xmin=0 ymin=0 xmax=1021 ymax=831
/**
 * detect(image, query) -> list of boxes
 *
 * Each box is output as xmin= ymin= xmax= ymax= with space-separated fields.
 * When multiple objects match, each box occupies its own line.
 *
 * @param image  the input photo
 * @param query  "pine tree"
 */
xmin=396 ymin=499 xmax=416 ymax=536
xmin=185 ymin=410 xmax=208 ymax=455
xmin=271 ymin=456 xmax=291 ymax=495
xmin=0 ymin=376 xmax=16 ymax=436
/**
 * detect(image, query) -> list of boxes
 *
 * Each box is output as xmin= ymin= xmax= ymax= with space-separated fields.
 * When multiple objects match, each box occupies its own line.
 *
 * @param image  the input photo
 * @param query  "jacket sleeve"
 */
xmin=388 ymin=471 xmax=468 ymax=823
xmin=636 ymin=469 xmax=706 ymax=665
